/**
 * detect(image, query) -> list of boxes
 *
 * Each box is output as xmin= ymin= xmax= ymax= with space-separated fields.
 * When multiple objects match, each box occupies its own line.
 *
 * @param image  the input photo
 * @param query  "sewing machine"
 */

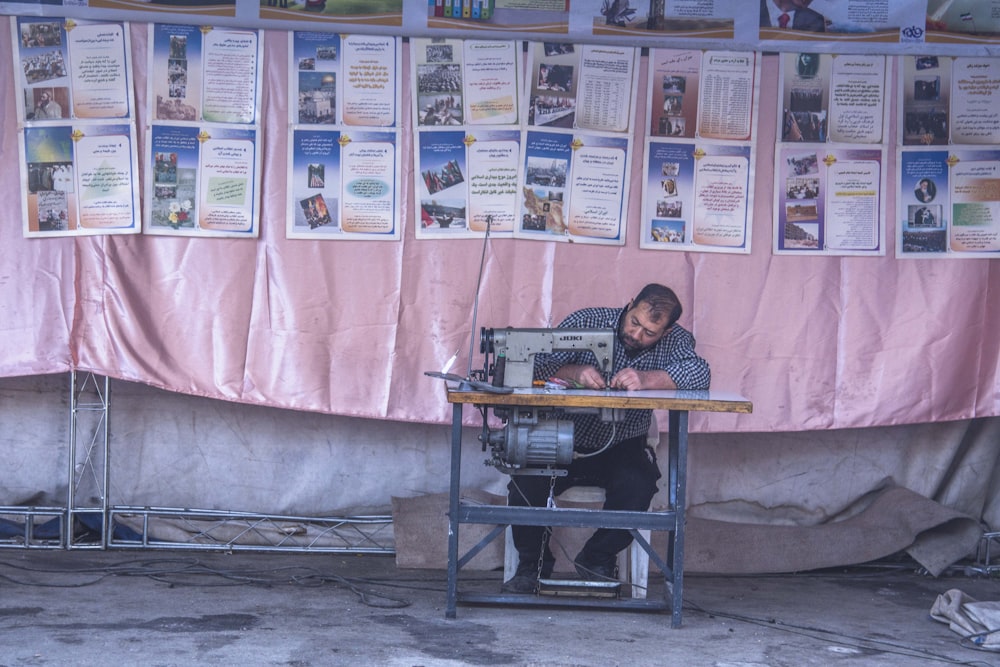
xmin=480 ymin=327 xmax=615 ymax=389
xmin=476 ymin=327 xmax=616 ymax=474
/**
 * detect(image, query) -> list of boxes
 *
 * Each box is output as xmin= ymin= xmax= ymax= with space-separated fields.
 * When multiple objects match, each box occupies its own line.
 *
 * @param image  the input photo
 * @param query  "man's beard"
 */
xmin=618 ymin=328 xmax=644 ymax=357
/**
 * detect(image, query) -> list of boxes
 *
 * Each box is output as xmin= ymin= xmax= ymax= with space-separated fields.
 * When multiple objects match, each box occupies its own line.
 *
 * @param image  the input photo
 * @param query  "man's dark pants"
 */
xmin=506 ymin=434 xmax=662 ymax=570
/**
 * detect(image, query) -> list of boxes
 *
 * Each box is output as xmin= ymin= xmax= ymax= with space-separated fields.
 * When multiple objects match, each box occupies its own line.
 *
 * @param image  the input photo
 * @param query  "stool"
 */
xmin=503 ymin=485 xmax=651 ymax=599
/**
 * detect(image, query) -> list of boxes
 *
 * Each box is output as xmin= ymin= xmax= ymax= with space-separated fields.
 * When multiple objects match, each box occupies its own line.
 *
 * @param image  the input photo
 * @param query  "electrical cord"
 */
xmin=683 ymin=597 xmax=996 ymax=666
xmin=0 ymin=556 xmax=412 ymax=608
xmin=573 ymin=421 xmax=617 ymax=459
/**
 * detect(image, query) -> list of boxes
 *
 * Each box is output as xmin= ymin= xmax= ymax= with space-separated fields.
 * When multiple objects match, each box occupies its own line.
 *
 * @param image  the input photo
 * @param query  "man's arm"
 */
xmin=553 ymin=358 xmax=708 ymax=391
xmin=644 ymin=327 xmax=712 ymax=390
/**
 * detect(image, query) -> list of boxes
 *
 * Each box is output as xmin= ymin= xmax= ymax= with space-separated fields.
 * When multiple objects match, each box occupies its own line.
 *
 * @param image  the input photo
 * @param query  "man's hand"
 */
xmin=575 ymin=365 xmax=608 ymax=389
xmin=610 ymin=368 xmax=645 ymax=390
xmin=610 ymin=368 xmax=677 ymax=391
xmin=552 ymin=364 xmax=607 ymax=389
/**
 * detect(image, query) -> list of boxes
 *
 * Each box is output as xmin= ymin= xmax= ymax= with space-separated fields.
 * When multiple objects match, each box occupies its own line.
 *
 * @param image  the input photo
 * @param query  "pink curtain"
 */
xmin=1 ymin=27 xmax=997 ymax=433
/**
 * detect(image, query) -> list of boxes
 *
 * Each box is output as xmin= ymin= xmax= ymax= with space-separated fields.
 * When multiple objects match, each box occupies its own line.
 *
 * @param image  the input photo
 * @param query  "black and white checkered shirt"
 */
xmin=532 ymin=306 xmax=711 ymax=453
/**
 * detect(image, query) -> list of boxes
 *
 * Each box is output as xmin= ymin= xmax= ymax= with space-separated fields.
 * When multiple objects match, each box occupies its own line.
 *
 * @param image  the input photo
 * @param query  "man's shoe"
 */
xmin=500 ymin=572 xmax=538 ymax=594
xmin=574 ymin=551 xmax=618 ymax=581
xmin=501 ymin=557 xmax=553 ymax=594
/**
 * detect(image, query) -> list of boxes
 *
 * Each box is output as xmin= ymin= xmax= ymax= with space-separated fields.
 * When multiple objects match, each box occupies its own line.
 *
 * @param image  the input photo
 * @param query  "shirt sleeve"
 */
xmin=663 ymin=326 xmax=711 ymax=390
xmin=531 ymin=309 xmax=604 ymax=381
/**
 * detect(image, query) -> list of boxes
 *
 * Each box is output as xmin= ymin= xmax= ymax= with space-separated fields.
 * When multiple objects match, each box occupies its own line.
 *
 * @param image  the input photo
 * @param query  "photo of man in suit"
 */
xmin=760 ymin=0 xmax=828 ymax=32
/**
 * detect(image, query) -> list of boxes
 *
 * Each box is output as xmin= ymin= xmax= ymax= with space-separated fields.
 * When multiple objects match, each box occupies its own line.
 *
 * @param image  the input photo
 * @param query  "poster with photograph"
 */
xmin=427 ymin=0 xmax=569 ymax=34
xmin=89 ymin=0 xmax=236 ymax=17
xmin=11 ymin=16 xmax=134 ymax=123
xmin=148 ymin=23 xmax=262 ymax=126
xmin=291 ymin=33 xmax=400 ymax=128
xmin=411 ymin=37 xmax=520 ymax=128
xmin=525 ymin=41 xmax=637 ymax=134
xmin=647 ymin=49 xmax=758 ymax=141
xmin=20 ymin=123 xmax=140 ymax=237
xmin=774 ymin=145 xmax=885 ymax=255
xmin=144 ymin=124 xmax=260 ymax=237
xmin=261 ymin=0 xmax=402 ymax=26
xmin=287 ymin=129 xmax=400 ymax=240
xmin=778 ymin=52 xmax=888 ymax=145
xmin=899 ymin=55 xmax=951 ymax=146
xmin=898 ymin=148 xmax=1000 ymax=258
xmin=515 ymin=130 xmax=629 ymax=245
xmin=925 ymin=0 xmax=1000 ymax=45
xmin=900 ymin=55 xmax=1000 ymax=146
xmin=415 ymin=128 xmax=520 ymax=238
xmin=592 ymin=0 xmax=734 ymax=40
xmin=640 ymin=49 xmax=757 ymax=254
xmin=640 ymin=141 xmax=752 ymax=252
xmin=759 ymin=0 xmax=919 ymax=44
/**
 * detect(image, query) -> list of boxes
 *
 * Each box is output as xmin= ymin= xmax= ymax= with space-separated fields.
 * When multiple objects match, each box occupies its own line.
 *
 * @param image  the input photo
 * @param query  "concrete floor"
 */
xmin=0 ymin=549 xmax=996 ymax=667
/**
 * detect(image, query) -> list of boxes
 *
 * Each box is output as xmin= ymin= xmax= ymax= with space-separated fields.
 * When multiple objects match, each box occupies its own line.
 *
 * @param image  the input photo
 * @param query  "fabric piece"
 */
xmin=681 ymin=485 xmax=982 ymax=576
xmin=393 ymin=485 xmax=982 ymax=577
xmin=930 ymin=589 xmax=1000 ymax=649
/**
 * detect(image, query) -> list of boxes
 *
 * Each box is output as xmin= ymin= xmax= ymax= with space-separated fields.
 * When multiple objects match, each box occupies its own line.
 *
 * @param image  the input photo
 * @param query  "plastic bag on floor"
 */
xmin=930 ymin=589 xmax=1000 ymax=650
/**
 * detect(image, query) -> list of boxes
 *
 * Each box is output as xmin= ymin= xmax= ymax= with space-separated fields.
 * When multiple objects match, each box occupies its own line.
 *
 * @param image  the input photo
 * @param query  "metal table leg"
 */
xmin=445 ymin=402 xmax=463 ymax=619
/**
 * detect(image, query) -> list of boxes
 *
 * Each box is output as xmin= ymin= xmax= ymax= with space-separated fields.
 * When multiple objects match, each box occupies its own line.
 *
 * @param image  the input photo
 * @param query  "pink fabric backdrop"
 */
xmin=1 ymin=27 xmax=998 ymax=433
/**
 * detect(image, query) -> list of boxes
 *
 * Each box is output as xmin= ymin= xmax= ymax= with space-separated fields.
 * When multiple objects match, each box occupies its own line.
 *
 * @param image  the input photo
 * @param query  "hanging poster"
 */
xmin=773 ymin=51 xmax=887 ymax=256
xmin=427 ymin=0 xmax=569 ymax=35
xmin=639 ymin=49 xmax=759 ymax=253
xmin=89 ymin=0 xmax=237 ymax=17
xmin=411 ymin=37 xmax=520 ymax=129
xmin=513 ymin=40 xmax=637 ymax=244
xmin=900 ymin=55 xmax=1000 ymax=146
xmin=411 ymin=36 xmax=520 ymax=239
xmin=641 ymin=141 xmax=751 ymax=251
xmin=291 ymin=32 xmax=400 ymax=128
xmin=515 ymin=130 xmax=628 ymax=244
xmin=12 ymin=17 xmax=134 ymax=123
xmin=20 ymin=123 xmax=141 ymax=237
xmin=526 ymin=40 xmax=637 ymax=134
xmin=592 ymin=0 xmax=735 ymax=40
xmin=11 ymin=17 xmax=139 ymax=237
xmin=148 ymin=23 xmax=262 ymax=126
xmin=759 ymin=0 xmax=922 ymax=45
xmin=287 ymin=129 xmax=400 ymax=239
xmin=144 ymin=23 xmax=263 ymax=237
xmin=898 ymin=147 xmax=1000 ymax=258
xmin=415 ymin=128 xmax=521 ymax=237
xmin=287 ymin=32 xmax=402 ymax=240
xmin=261 ymin=0 xmax=403 ymax=27
xmin=779 ymin=52 xmax=889 ymax=145
xmin=144 ymin=124 xmax=260 ymax=236
xmin=774 ymin=145 xmax=885 ymax=254
xmin=926 ymin=0 xmax=1000 ymax=45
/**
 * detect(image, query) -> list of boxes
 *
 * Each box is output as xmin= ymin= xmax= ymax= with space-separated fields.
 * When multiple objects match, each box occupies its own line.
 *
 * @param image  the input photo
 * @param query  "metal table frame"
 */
xmin=444 ymin=387 xmax=752 ymax=627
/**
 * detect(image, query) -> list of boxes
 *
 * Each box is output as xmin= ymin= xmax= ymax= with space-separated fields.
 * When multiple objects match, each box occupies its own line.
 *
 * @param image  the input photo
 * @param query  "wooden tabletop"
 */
xmin=446 ymin=386 xmax=752 ymax=413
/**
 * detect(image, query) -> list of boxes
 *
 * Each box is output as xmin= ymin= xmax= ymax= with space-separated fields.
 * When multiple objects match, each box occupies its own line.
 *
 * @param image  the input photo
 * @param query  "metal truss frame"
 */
xmin=107 ymin=507 xmax=393 ymax=553
xmin=970 ymin=531 xmax=1000 ymax=575
xmin=68 ymin=371 xmax=111 ymax=549
xmin=0 ymin=371 xmax=393 ymax=555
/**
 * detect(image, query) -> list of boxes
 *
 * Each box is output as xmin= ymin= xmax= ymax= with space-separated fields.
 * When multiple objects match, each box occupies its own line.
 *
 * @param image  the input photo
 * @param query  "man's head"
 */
xmin=619 ymin=283 xmax=682 ymax=353
xmin=39 ymin=91 xmax=50 ymax=104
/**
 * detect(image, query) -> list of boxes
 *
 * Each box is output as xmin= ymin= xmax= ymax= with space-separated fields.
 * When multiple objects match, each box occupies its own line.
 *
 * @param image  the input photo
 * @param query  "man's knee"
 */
xmin=605 ymin=449 xmax=661 ymax=509
xmin=508 ymin=475 xmax=550 ymax=506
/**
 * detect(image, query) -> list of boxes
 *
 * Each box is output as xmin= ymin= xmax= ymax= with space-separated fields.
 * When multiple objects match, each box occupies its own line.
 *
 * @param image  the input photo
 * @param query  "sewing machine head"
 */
xmin=480 ymin=327 xmax=615 ymax=389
